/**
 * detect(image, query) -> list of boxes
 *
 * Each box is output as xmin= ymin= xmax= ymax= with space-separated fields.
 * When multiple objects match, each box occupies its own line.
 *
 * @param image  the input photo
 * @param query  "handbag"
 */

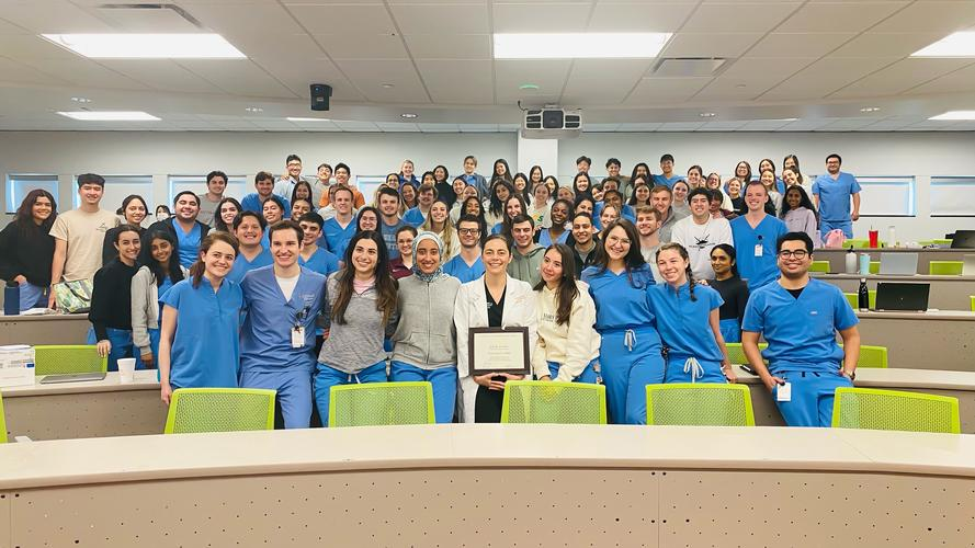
xmin=53 ymin=279 xmax=94 ymax=313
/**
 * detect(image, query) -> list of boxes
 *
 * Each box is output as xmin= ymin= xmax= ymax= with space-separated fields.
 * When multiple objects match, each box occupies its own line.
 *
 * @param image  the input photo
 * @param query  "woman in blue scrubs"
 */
xmin=158 ymin=232 xmax=243 ymax=405
xmin=709 ymin=244 xmax=750 ymax=344
xmin=581 ymin=219 xmax=664 ymax=425
xmin=314 ymin=231 xmax=399 ymax=425
xmin=537 ymin=199 xmax=572 ymax=248
xmin=651 ymin=243 xmax=735 ymax=384
xmin=131 ymin=230 xmax=186 ymax=371
xmin=88 ymin=225 xmax=143 ymax=371
xmin=227 ymin=212 xmax=272 ymax=284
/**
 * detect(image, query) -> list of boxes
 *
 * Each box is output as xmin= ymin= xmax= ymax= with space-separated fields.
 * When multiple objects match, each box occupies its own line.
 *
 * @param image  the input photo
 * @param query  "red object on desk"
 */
xmin=868 ymin=229 xmax=879 ymax=248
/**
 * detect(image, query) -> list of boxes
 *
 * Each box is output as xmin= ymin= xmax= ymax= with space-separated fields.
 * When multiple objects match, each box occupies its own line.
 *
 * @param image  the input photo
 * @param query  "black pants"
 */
xmin=474 ymin=381 xmax=505 ymax=423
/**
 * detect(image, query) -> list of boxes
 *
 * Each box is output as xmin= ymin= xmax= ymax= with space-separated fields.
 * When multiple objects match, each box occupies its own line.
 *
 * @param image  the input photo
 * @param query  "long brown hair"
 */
xmin=14 ymin=189 xmax=58 ymax=231
xmin=331 ymin=230 xmax=397 ymax=325
xmin=533 ymin=244 xmax=579 ymax=325
xmin=189 ymin=232 xmax=239 ymax=288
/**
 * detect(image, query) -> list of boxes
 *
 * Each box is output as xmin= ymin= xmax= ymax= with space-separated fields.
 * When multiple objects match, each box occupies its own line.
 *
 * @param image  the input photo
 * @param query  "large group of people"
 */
xmin=0 ymin=151 xmax=865 ymax=427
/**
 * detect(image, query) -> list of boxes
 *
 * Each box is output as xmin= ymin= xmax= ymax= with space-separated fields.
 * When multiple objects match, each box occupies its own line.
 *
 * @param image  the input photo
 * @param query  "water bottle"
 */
xmin=858 ymin=253 xmax=871 ymax=276
xmin=857 ymin=278 xmax=870 ymax=311
xmin=844 ymin=247 xmax=857 ymax=274
xmin=4 ymin=282 xmax=20 ymax=316
xmin=888 ymin=226 xmax=897 ymax=249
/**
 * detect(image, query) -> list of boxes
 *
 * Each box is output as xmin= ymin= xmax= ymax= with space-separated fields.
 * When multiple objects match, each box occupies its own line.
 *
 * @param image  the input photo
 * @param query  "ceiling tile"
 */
xmin=746 ymin=33 xmax=856 ymax=58
xmin=830 ymin=58 xmax=975 ymax=98
xmin=98 ymin=60 xmax=225 ymax=94
xmin=561 ymin=59 xmax=654 ymax=104
xmin=698 ymin=120 xmax=750 ymax=131
xmin=0 ymin=0 xmax=116 ymax=33
xmin=227 ymin=33 xmax=324 ymax=59
xmin=775 ymin=2 xmax=910 ymax=33
xmin=588 ymin=2 xmax=695 ymax=32
xmin=493 ymin=2 xmax=593 ymax=33
xmin=187 ymin=3 xmax=301 ymax=36
xmin=660 ymin=33 xmax=764 ymax=58
xmin=831 ymin=32 xmax=953 ymax=58
xmin=389 ymin=3 xmax=490 ymax=34
xmin=18 ymin=58 xmax=149 ymax=90
xmin=376 ymin=121 xmax=421 ymax=132
xmin=418 ymin=123 xmax=462 ymax=132
xmin=682 ymin=2 xmax=800 ymax=33
xmin=405 ymin=34 xmax=491 ymax=59
xmin=494 ymin=59 xmax=572 ymax=104
xmin=0 ymin=56 xmax=70 ymax=85
xmin=176 ymin=60 xmax=299 ymax=99
xmin=759 ymin=56 xmax=899 ymax=100
xmin=0 ymin=17 xmax=31 ymax=34
xmin=625 ymin=78 xmax=713 ymax=104
xmin=285 ymin=3 xmax=397 ymax=35
xmin=251 ymin=56 xmax=364 ymax=101
xmin=334 ymin=59 xmax=431 ymax=103
xmin=738 ymin=119 xmax=797 ymax=131
xmin=415 ymin=60 xmax=494 ymax=104
xmin=314 ymin=34 xmax=408 ymax=59
xmin=869 ymin=1 xmax=975 ymax=33
xmin=617 ymin=123 xmax=663 ymax=132
xmin=0 ymin=35 xmax=83 ymax=60
xmin=906 ymin=63 xmax=975 ymax=96
xmin=658 ymin=122 xmax=707 ymax=131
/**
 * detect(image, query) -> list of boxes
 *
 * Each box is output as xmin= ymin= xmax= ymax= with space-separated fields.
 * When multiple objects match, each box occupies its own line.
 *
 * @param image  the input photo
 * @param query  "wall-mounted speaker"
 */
xmin=310 ymin=84 xmax=332 ymax=111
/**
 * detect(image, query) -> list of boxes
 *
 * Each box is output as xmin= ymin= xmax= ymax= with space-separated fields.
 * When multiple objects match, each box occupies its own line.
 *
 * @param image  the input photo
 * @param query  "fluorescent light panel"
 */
xmin=929 ymin=111 xmax=975 ymax=121
xmin=494 ymin=33 xmax=671 ymax=59
xmin=287 ymin=117 xmax=331 ymax=122
xmin=58 ymin=111 xmax=160 ymax=121
xmin=41 ymin=34 xmax=246 ymax=59
xmin=912 ymin=32 xmax=975 ymax=57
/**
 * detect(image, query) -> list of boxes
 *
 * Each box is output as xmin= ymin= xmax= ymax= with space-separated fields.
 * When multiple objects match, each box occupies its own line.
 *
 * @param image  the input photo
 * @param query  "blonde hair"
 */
xmin=421 ymin=202 xmax=458 ymax=258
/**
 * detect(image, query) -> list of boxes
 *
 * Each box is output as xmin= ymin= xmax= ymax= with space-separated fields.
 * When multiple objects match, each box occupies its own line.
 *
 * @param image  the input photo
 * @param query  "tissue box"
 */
xmin=0 ymin=345 xmax=35 ymax=388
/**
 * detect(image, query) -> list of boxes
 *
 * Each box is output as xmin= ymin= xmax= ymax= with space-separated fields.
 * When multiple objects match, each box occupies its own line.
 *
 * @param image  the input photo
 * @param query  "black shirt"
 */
xmin=787 ymin=287 xmax=804 ymax=299
xmin=88 ymin=258 xmax=139 ymax=340
xmin=102 ymin=225 xmax=145 ymax=266
xmin=711 ymin=276 xmax=750 ymax=323
xmin=0 ymin=221 xmax=55 ymax=287
xmin=485 ymin=281 xmax=505 ymax=328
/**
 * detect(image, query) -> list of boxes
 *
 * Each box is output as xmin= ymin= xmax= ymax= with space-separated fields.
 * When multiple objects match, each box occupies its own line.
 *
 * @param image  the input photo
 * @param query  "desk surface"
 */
xmin=813 ymin=272 xmax=975 ymax=282
xmin=815 ymin=247 xmax=973 ymax=253
xmin=733 ymin=365 xmax=975 ymax=391
xmin=0 ymin=313 xmax=88 ymax=321
xmin=855 ymin=309 xmax=975 ymax=320
xmin=1 ymin=370 xmax=159 ymax=397
xmin=0 ymin=425 xmax=973 ymax=490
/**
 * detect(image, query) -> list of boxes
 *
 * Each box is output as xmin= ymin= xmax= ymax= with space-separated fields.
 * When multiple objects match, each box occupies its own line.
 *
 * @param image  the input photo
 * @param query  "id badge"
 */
xmin=754 ymin=244 xmax=764 ymax=257
xmin=291 ymin=326 xmax=305 ymax=348
xmin=776 ymin=382 xmax=792 ymax=402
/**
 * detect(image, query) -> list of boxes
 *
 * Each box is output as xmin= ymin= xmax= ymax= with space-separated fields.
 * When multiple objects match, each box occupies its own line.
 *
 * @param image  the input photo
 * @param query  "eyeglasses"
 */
xmin=458 ymin=228 xmax=480 ymax=235
xmin=778 ymin=250 xmax=809 ymax=259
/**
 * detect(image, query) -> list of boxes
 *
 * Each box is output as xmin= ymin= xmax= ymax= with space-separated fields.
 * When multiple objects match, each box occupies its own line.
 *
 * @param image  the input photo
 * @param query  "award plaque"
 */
xmin=469 ymin=327 xmax=531 ymax=376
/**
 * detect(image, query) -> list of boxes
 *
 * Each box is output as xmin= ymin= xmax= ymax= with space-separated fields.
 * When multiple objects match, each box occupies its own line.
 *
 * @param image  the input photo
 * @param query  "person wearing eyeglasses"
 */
xmin=741 ymin=232 xmax=860 ymax=427
xmin=730 ymin=181 xmax=788 ymax=290
xmin=443 ymin=215 xmax=485 ymax=283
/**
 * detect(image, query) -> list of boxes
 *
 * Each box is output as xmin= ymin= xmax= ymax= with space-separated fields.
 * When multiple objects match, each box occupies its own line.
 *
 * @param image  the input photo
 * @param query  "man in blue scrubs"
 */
xmin=297 ymin=213 xmax=340 ymax=278
xmin=812 ymin=153 xmax=861 ymax=238
xmin=146 ymin=191 xmax=210 ymax=269
xmin=443 ymin=215 xmax=485 ymax=283
xmin=241 ymin=171 xmax=284 ymax=214
xmin=741 ymin=232 xmax=861 ymax=427
xmin=227 ymin=212 xmax=272 ymax=284
xmin=652 ymin=153 xmax=686 ymax=188
xmin=239 ymin=220 xmax=326 ymax=429
xmin=322 ymin=186 xmax=357 ymax=259
xmin=731 ymin=182 xmax=788 ymax=289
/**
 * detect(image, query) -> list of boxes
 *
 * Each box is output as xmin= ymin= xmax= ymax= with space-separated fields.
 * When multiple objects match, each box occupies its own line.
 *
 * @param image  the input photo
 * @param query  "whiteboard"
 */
xmin=930 ymin=177 xmax=975 ymax=217
xmin=5 ymin=174 xmax=59 ymax=214
xmin=853 ymin=176 xmax=915 ymax=217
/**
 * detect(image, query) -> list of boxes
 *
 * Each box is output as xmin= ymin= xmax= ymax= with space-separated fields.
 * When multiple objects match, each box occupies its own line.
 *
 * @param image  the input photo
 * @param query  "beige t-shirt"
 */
xmin=49 ymin=208 xmax=120 ymax=282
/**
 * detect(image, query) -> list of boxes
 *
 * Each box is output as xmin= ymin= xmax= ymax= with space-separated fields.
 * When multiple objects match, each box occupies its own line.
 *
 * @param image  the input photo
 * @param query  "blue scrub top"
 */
xmin=227 ymin=247 xmax=273 ymax=284
xmin=157 ymin=275 xmax=175 ymax=313
xmin=537 ymin=228 xmax=570 ymax=248
xmin=592 ymin=203 xmax=635 ymax=229
xmin=300 ymin=247 xmax=340 ymax=277
xmin=239 ymin=266 xmax=326 ymax=373
xmin=730 ymin=214 xmax=787 ymax=290
xmin=162 ymin=277 xmax=243 ymax=389
xmin=649 ymin=282 xmax=724 ymax=362
xmin=652 ymin=174 xmax=685 ymax=188
xmin=323 ymin=217 xmax=356 ymax=260
xmin=812 ymin=172 xmax=861 ymax=222
xmin=241 ymin=193 xmax=291 ymax=217
xmin=442 ymin=254 xmax=485 ymax=283
xmin=742 ymin=278 xmax=858 ymax=374
xmin=581 ymin=265 xmax=657 ymax=331
xmin=380 ymin=218 xmax=406 ymax=260
xmin=172 ymin=218 xmax=202 ymax=269
xmin=403 ymin=207 xmax=427 ymax=228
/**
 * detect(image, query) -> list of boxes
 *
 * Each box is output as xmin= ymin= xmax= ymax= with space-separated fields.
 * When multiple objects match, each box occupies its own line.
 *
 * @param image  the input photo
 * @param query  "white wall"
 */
xmin=2 ymin=130 xmax=974 ymax=240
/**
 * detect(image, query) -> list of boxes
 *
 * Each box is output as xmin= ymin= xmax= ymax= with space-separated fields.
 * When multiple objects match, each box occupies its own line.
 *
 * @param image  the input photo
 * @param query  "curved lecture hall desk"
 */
xmin=814 ymin=247 xmax=975 ymax=276
xmin=812 ymin=272 xmax=975 ymax=311
xmin=853 ymin=309 xmax=975 ymax=372
xmin=0 ymin=425 xmax=973 ymax=546
xmin=0 ymin=312 xmax=90 ymax=345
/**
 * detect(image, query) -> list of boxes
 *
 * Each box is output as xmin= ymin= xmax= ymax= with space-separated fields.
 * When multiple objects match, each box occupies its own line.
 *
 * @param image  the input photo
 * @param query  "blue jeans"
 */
xmin=389 ymin=361 xmax=458 ymax=424
xmin=17 ymin=283 xmax=48 ymax=312
xmin=314 ymin=361 xmax=387 ymax=426
xmin=547 ymin=359 xmax=598 ymax=383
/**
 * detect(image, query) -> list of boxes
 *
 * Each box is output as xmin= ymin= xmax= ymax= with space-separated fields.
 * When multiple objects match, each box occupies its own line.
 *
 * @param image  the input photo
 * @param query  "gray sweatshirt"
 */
xmin=317 ymin=275 xmax=395 ymax=374
xmin=390 ymin=274 xmax=461 ymax=369
xmin=507 ymin=245 xmax=545 ymax=287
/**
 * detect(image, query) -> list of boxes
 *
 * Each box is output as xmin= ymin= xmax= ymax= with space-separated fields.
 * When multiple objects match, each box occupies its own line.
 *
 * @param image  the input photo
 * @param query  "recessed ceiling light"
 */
xmin=401 ymin=113 xmax=418 ymax=119
xmin=929 ymin=111 xmax=975 ymax=121
xmin=41 ymin=33 xmax=246 ymax=59
xmin=699 ymin=112 xmax=716 ymax=118
xmin=245 ymin=107 xmax=263 ymax=113
xmin=912 ymin=32 xmax=975 ymax=57
xmin=860 ymin=107 xmax=881 ymax=113
xmin=57 ymin=111 xmax=160 ymax=121
xmin=287 ymin=117 xmax=331 ymax=122
xmin=70 ymin=96 xmax=91 ymax=103
xmin=381 ymin=83 xmax=395 ymax=89
xmin=494 ymin=33 xmax=671 ymax=59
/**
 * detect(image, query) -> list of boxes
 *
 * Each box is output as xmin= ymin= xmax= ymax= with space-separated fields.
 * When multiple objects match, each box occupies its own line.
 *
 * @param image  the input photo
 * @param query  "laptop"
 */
xmin=879 ymin=252 xmax=918 ymax=276
xmin=39 ymin=372 xmax=107 ymax=384
xmin=875 ymin=283 xmax=929 ymax=312
xmin=950 ymin=230 xmax=975 ymax=249
xmin=963 ymin=254 xmax=975 ymax=276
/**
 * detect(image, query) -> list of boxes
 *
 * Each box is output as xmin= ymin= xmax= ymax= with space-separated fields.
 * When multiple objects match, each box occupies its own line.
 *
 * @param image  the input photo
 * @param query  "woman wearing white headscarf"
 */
xmin=389 ymin=231 xmax=462 ymax=423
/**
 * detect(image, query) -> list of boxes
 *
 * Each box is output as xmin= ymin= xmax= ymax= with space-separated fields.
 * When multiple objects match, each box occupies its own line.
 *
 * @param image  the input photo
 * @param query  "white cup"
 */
xmin=117 ymin=358 xmax=136 ymax=384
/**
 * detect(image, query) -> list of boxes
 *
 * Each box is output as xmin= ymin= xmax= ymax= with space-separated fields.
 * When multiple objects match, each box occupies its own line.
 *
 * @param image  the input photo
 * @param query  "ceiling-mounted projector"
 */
xmin=522 ymin=107 xmax=582 ymax=139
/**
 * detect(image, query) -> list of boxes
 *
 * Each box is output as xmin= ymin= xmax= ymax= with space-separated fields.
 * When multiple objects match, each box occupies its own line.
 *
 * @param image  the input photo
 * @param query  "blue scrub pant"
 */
xmin=820 ymin=219 xmax=853 ymax=239
xmin=86 ymin=327 xmax=146 ymax=372
xmin=547 ymin=359 xmax=598 ymax=384
xmin=389 ymin=361 xmax=458 ymax=424
xmin=599 ymin=328 xmax=665 ymax=425
xmin=719 ymin=318 xmax=741 ymax=344
xmin=240 ymin=366 xmax=314 ymax=429
xmin=664 ymin=355 xmax=726 ymax=384
xmin=771 ymin=369 xmax=852 ymax=427
xmin=314 ymin=361 xmax=387 ymax=426
xmin=17 ymin=283 xmax=47 ymax=312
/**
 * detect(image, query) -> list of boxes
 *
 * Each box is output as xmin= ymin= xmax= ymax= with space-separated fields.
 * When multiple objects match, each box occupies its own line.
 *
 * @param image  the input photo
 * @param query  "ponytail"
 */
xmin=686 ymin=264 xmax=698 ymax=302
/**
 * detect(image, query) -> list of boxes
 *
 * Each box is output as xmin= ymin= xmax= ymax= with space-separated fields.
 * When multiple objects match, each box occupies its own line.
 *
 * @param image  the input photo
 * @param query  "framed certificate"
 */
xmin=469 ymin=327 xmax=531 ymax=377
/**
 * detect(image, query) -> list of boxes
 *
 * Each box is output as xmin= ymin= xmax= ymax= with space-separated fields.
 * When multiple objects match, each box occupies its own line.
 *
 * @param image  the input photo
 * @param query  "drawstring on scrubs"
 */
xmin=683 ymin=357 xmax=704 ymax=383
xmin=624 ymin=329 xmax=636 ymax=352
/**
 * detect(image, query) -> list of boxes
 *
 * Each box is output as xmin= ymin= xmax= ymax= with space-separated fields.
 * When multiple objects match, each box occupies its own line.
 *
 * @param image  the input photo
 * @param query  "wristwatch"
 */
xmin=841 ymin=370 xmax=856 ymax=381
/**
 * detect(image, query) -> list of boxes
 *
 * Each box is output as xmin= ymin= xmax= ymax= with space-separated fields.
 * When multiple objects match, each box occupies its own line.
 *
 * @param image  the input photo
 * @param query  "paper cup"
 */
xmin=117 ymin=358 xmax=136 ymax=384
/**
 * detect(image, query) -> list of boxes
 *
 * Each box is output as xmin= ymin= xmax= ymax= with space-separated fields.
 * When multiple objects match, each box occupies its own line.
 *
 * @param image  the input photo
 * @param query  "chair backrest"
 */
xmin=844 ymin=291 xmax=877 ymax=310
xmin=725 ymin=342 xmax=768 ymax=365
xmin=846 ymin=239 xmax=870 ymax=249
xmin=0 ymin=393 xmax=7 ymax=444
xmin=164 ymin=388 xmax=276 ymax=434
xmin=929 ymin=261 xmax=963 ymax=275
xmin=832 ymin=388 xmax=960 ymax=434
xmin=501 ymin=381 xmax=607 ymax=424
xmin=837 ymin=343 xmax=888 ymax=368
xmin=329 ymin=382 xmax=435 ymax=427
xmin=33 ymin=345 xmax=107 ymax=376
xmin=970 ymin=295 xmax=974 ymax=312
xmin=646 ymin=384 xmax=755 ymax=426
xmin=810 ymin=261 xmax=830 ymax=274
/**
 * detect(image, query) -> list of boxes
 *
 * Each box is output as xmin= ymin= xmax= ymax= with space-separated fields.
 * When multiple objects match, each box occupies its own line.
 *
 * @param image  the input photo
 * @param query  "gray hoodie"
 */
xmin=390 ymin=274 xmax=461 ymax=369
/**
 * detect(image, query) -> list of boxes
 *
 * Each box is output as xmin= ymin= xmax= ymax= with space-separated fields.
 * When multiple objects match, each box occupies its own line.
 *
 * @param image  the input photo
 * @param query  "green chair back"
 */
xmin=845 ymin=239 xmax=870 ymax=249
xmin=970 ymin=296 xmax=975 ymax=312
xmin=725 ymin=342 xmax=768 ymax=365
xmin=328 ymin=382 xmax=435 ymax=427
xmin=164 ymin=388 xmax=276 ymax=434
xmin=810 ymin=261 xmax=830 ymax=274
xmin=0 ymin=393 xmax=7 ymax=444
xmin=646 ymin=384 xmax=755 ymax=426
xmin=33 ymin=345 xmax=107 ymax=376
xmin=920 ymin=239 xmax=953 ymax=247
xmin=837 ymin=344 xmax=888 ymax=368
xmin=844 ymin=291 xmax=877 ymax=310
xmin=929 ymin=261 xmax=963 ymax=275
xmin=501 ymin=381 xmax=607 ymax=424
xmin=832 ymin=387 xmax=960 ymax=434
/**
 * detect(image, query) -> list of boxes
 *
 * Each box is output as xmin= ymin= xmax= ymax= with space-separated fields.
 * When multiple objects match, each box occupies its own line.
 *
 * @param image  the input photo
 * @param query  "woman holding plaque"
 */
xmin=454 ymin=234 xmax=541 ymax=423
xmin=532 ymin=244 xmax=601 ymax=383
xmin=581 ymin=219 xmax=664 ymax=425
